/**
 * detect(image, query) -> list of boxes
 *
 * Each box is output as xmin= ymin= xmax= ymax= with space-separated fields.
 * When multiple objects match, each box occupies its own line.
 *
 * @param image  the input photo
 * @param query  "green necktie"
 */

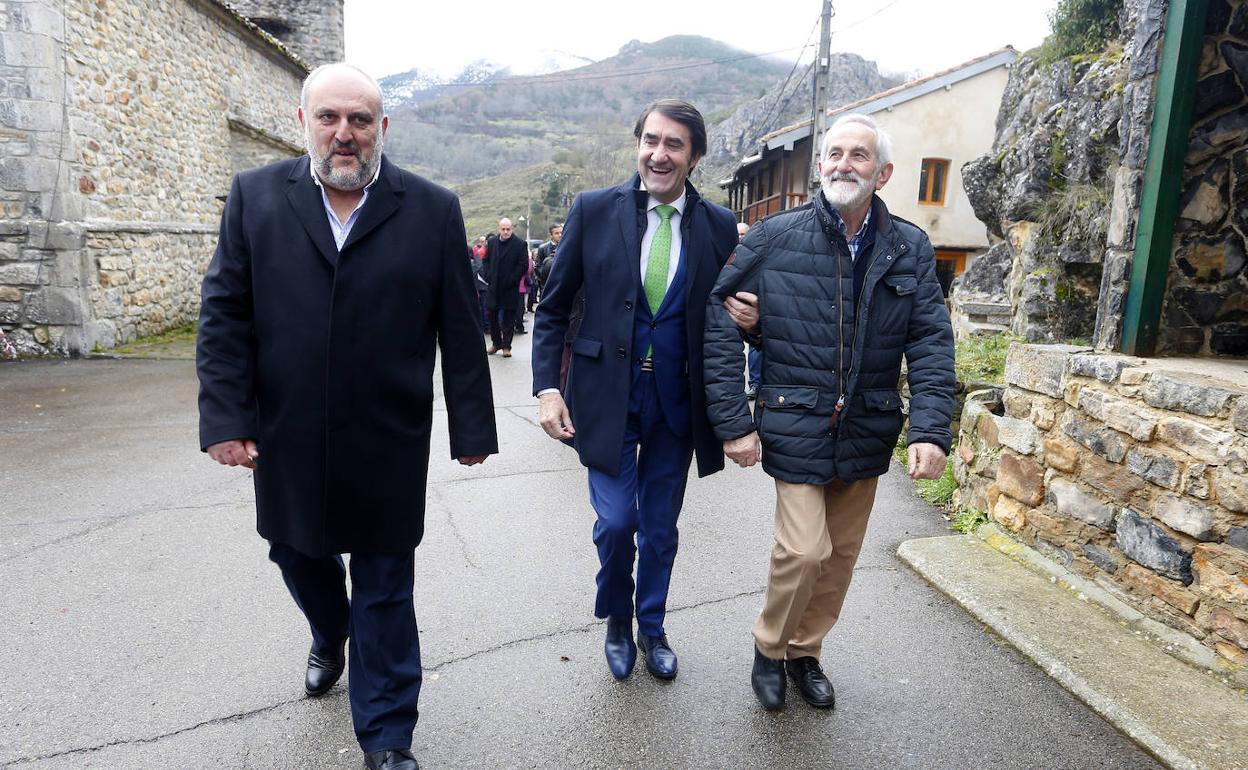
xmin=643 ymin=204 xmax=676 ymax=316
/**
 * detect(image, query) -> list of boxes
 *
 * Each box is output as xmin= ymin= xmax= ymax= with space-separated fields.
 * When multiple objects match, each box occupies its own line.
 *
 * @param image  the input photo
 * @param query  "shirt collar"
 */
xmin=643 ymin=190 xmax=687 ymax=217
xmin=820 ymin=191 xmax=873 ymax=241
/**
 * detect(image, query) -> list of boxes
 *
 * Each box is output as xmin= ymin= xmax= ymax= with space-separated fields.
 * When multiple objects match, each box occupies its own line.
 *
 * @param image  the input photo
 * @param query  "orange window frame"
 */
xmin=918 ymin=158 xmax=951 ymax=206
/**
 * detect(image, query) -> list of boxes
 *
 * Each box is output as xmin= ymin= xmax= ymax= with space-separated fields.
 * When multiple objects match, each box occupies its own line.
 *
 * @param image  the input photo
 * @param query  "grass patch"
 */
xmin=915 ymin=461 xmax=958 ymax=507
xmin=955 ymin=333 xmax=1021 ymax=386
xmin=950 ymin=507 xmax=991 ymax=534
xmin=108 ymin=322 xmax=198 ymax=354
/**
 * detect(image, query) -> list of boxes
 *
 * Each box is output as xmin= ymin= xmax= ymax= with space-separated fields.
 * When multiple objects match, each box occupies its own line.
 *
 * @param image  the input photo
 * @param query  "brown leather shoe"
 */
xmin=486 ymin=345 xmax=499 ymax=354
xmin=501 ymin=349 xmax=512 ymax=357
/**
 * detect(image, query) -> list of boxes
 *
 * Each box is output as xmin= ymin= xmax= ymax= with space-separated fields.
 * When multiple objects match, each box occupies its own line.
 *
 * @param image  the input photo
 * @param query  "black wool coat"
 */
xmin=484 ymin=234 xmax=528 ymax=310
xmin=704 ymin=195 xmax=955 ymax=484
xmin=197 ymin=156 xmax=498 ymax=557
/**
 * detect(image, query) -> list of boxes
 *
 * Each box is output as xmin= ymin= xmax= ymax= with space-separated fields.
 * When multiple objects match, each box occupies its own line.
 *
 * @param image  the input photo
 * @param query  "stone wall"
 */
xmin=0 ymin=0 xmax=308 ymax=355
xmin=230 ymin=0 xmax=344 ymax=67
xmin=956 ymin=342 xmax=1248 ymax=673
xmin=1158 ymin=0 xmax=1248 ymax=355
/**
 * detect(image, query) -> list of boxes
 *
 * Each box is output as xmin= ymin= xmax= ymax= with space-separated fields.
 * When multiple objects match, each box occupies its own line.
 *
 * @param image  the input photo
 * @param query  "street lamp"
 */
xmin=517 ymin=215 xmax=530 ymax=244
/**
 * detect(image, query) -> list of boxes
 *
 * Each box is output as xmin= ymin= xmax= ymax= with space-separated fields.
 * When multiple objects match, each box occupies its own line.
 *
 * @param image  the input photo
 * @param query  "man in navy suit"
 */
xmin=531 ymin=100 xmax=738 ymax=680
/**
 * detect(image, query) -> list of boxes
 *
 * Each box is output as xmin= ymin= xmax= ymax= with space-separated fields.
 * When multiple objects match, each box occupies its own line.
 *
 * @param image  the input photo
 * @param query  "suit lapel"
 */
xmin=285 ymin=158 xmax=339 ymax=267
xmin=341 ymin=157 xmax=403 ymax=254
xmin=616 ymin=183 xmax=642 ymax=291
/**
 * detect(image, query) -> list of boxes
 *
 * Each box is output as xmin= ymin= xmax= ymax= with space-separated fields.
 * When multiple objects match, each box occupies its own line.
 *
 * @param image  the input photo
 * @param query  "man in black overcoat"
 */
xmin=483 ymin=217 xmax=528 ymax=357
xmin=196 ymin=63 xmax=497 ymax=770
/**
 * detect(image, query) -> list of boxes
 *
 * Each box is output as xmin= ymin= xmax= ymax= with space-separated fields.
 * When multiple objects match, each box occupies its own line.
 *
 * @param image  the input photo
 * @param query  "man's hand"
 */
xmin=207 ymin=439 xmax=259 ymax=469
xmin=907 ymin=442 xmax=947 ymax=480
xmin=538 ymin=392 xmax=575 ymax=439
xmin=723 ymin=432 xmax=760 ymax=468
xmin=723 ymin=291 xmax=759 ymax=333
xmin=457 ymin=455 xmax=488 ymax=466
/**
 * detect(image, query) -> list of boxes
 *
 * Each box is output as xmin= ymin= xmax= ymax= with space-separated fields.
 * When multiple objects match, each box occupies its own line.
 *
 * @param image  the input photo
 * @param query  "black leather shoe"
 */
xmin=604 ymin=616 xmax=637 ymax=679
xmin=304 ymin=640 xmax=346 ymax=697
xmin=637 ymin=633 xmax=678 ymax=680
xmin=787 ymin=656 xmax=835 ymax=708
xmin=751 ymin=646 xmax=786 ymax=711
xmin=363 ymin=748 xmax=418 ymax=770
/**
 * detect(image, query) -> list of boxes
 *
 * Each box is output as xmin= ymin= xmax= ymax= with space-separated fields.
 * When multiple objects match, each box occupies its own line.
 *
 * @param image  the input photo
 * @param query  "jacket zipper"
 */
xmin=831 ymin=246 xmax=886 ymax=434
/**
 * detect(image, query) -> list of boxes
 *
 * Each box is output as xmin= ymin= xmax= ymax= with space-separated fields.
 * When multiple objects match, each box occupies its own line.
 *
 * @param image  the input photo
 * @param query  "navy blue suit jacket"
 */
xmin=532 ymin=174 xmax=738 ymax=478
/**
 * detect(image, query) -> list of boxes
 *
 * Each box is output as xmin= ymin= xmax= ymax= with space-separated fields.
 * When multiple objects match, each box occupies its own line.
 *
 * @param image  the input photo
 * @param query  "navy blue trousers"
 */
xmin=587 ymin=371 xmax=694 ymax=637
xmin=268 ymin=543 xmax=422 ymax=753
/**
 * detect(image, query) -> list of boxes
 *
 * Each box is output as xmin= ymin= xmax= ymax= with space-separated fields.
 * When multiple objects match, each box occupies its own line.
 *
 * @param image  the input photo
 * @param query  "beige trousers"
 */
xmin=753 ymin=476 xmax=880 ymax=660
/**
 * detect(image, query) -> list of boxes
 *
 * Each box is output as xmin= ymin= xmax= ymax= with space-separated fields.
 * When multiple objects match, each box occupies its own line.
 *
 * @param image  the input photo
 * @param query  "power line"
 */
xmin=756 ymin=14 xmax=822 ymax=135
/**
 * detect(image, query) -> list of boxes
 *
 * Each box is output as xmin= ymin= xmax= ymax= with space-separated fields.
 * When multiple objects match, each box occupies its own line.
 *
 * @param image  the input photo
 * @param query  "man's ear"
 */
xmin=297 ymin=107 xmax=306 ymax=131
xmin=380 ymin=114 xmax=389 ymax=138
xmin=875 ymin=162 xmax=894 ymax=189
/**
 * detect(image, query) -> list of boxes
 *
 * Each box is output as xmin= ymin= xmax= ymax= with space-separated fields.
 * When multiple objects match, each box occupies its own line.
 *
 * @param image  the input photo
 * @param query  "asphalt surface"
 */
xmin=0 ymin=327 xmax=1163 ymax=769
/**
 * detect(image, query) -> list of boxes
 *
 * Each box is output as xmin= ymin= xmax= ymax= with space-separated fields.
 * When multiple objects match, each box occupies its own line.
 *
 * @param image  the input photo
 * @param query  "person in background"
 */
xmin=485 ymin=217 xmax=527 ymax=357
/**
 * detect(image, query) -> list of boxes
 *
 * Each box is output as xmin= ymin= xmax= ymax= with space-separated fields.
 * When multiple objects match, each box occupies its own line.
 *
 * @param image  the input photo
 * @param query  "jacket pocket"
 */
xmin=571 ymin=337 xmax=602 ymax=358
xmin=881 ymin=274 xmax=917 ymax=295
xmin=757 ymin=385 xmax=818 ymax=409
xmin=861 ymin=388 xmax=903 ymax=411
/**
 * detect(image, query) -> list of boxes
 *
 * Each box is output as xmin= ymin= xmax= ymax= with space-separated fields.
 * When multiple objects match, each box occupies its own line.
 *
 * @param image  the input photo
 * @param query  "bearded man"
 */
xmin=703 ymin=113 xmax=955 ymax=712
xmin=197 ymin=63 xmax=497 ymax=770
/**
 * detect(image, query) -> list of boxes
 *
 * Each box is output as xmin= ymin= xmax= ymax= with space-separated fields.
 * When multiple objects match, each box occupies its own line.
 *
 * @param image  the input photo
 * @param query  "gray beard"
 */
xmin=308 ymin=132 xmax=383 ymax=191
xmin=820 ymin=171 xmax=874 ymax=211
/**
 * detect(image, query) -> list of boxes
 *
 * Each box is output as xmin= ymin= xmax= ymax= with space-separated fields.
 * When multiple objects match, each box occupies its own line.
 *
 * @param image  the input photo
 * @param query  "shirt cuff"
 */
xmin=536 ymin=388 xmax=560 ymax=398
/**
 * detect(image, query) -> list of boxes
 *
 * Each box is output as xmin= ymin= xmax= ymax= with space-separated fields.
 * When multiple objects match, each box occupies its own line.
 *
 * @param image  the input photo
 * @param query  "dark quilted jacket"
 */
xmin=704 ymin=195 xmax=955 ymax=484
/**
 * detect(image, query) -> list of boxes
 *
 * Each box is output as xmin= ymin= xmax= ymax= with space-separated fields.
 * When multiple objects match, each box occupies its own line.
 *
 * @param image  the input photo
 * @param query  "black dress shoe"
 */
xmin=751 ymin=646 xmax=786 ymax=711
xmin=637 ymin=633 xmax=678 ymax=680
xmin=787 ymin=656 xmax=835 ymax=708
xmin=363 ymin=748 xmax=418 ymax=770
xmin=305 ymin=640 xmax=346 ymax=696
xmin=604 ymin=616 xmax=636 ymax=679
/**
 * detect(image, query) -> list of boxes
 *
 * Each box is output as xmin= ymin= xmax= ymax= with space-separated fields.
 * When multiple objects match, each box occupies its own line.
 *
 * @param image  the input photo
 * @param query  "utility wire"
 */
xmin=756 ymin=14 xmax=822 ymax=135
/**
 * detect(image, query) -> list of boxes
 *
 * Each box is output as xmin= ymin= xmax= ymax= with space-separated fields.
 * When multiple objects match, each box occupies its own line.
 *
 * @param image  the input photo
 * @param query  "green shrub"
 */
xmin=1035 ymin=0 xmax=1123 ymax=64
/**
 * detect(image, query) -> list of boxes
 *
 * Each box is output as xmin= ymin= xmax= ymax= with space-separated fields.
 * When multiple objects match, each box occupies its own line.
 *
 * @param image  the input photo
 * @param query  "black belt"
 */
xmin=639 ymin=357 xmax=654 ymax=372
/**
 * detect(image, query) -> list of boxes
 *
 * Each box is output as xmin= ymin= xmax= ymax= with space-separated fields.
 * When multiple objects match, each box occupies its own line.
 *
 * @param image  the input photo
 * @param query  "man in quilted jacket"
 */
xmin=703 ymin=114 xmax=956 ymax=711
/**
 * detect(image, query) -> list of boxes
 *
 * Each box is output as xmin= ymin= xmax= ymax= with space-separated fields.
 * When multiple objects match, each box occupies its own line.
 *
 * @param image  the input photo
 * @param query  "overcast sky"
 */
xmin=344 ymin=0 xmax=1060 ymax=81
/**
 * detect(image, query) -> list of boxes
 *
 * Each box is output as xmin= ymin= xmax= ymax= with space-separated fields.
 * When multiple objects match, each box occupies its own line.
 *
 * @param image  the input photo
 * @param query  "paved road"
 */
xmin=0 ymin=330 xmax=1162 ymax=769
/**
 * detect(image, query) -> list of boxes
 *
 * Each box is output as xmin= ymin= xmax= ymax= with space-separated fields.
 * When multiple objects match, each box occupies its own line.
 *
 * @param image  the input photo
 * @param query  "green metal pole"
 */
xmin=1120 ymin=0 xmax=1209 ymax=356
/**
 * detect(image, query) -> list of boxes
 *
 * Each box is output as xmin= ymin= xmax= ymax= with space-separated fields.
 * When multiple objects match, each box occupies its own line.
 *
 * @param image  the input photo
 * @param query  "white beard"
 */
xmin=820 ymin=170 xmax=875 ymax=211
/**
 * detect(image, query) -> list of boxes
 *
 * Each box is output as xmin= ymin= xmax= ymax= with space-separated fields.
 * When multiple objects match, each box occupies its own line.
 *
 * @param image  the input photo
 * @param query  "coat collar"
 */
xmin=285 ymin=155 xmax=405 ymax=265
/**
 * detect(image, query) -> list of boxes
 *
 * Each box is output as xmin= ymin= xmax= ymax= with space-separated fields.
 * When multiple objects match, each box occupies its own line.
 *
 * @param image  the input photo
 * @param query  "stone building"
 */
xmin=720 ymin=49 xmax=1018 ymax=297
xmin=954 ymin=0 xmax=1248 ymax=680
xmin=0 ymin=0 xmax=343 ymax=356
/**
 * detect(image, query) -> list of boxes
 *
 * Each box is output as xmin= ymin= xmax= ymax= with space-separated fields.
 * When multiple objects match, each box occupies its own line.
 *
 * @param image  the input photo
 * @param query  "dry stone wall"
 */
xmin=0 ymin=0 xmax=314 ymax=355
xmin=956 ymin=343 xmax=1248 ymax=673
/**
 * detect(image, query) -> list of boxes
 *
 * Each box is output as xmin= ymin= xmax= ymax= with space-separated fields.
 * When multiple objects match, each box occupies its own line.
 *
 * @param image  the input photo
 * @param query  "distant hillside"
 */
xmin=378 ymin=35 xmax=894 ymax=232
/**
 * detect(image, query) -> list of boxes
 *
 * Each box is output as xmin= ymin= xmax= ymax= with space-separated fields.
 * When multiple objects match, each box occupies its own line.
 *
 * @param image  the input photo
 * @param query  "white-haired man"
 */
xmin=197 ymin=63 xmax=497 ymax=770
xmin=703 ymin=114 xmax=955 ymax=711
